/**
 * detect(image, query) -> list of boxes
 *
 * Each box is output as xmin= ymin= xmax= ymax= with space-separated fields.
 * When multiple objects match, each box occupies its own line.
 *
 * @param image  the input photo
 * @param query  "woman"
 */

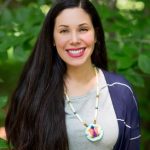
xmin=1 ymin=0 xmax=140 ymax=149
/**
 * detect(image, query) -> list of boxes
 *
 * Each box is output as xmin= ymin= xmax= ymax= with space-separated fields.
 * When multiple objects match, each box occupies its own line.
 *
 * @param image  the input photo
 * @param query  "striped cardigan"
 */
xmin=103 ymin=70 xmax=141 ymax=150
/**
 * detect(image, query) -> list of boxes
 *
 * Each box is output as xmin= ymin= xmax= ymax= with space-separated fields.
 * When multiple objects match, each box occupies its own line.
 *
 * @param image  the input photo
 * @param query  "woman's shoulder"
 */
xmin=0 ymin=127 xmax=7 ymax=140
xmin=102 ymin=69 xmax=138 ymax=108
xmin=101 ymin=69 xmax=135 ymax=99
xmin=101 ymin=69 xmax=130 ymax=85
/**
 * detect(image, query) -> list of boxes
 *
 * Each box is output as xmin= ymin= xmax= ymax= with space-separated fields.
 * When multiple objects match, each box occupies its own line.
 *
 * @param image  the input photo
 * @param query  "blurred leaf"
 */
xmin=0 ymin=96 xmax=8 ymax=109
xmin=14 ymin=46 xmax=30 ymax=62
xmin=0 ymin=31 xmax=5 ymax=39
xmin=140 ymin=108 xmax=150 ymax=121
xmin=0 ymin=138 xmax=8 ymax=149
xmin=0 ymin=111 xmax=6 ymax=125
xmin=0 ymin=51 xmax=7 ymax=61
xmin=117 ymin=56 xmax=136 ymax=69
xmin=123 ymin=69 xmax=145 ymax=87
xmin=122 ymin=43 xmax=138 ymax=57
xmin=138 ymin=55 xmax=150 ymax=74
xmin=0 ymin=78 xmax=4 ymax=83
xmin=0 ymin=9 xmax=13 ymax=24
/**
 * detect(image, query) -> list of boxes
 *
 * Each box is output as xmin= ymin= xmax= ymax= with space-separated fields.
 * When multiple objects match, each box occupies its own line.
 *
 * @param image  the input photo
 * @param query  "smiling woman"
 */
xmin=4 ymin=0 xmax=140 ymax=150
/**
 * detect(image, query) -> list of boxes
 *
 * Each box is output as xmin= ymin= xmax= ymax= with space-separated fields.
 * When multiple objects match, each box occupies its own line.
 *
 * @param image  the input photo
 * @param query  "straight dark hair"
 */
xmin=5 ymin=0 xmax=107 ymax=149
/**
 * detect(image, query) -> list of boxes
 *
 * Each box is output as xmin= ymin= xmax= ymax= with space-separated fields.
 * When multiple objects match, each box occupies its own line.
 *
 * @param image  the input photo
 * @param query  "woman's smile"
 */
xmin=66 ymin=47 xmax=86 ymax=58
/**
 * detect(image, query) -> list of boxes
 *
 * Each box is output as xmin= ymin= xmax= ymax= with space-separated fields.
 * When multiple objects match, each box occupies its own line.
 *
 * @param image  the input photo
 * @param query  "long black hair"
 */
xmin=5 ymin=0 xmax=107 ymax=149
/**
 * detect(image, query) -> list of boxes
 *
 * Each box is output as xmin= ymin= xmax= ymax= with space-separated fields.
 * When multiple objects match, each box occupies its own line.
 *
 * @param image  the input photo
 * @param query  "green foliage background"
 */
xmin=0 ymin=0 xmax=149 ymax=149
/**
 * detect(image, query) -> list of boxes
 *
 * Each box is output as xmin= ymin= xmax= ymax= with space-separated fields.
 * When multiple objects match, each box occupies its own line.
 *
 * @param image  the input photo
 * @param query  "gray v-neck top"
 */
xmin=65 ymin=69 xmax=119 ymax=150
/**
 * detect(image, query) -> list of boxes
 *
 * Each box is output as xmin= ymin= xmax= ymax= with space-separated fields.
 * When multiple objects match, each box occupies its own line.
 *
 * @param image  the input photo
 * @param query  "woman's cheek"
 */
xmin=56 ymin=37 xmax=68 ymax=49
xmin=82 ymin=32 xmax=95 ymax=45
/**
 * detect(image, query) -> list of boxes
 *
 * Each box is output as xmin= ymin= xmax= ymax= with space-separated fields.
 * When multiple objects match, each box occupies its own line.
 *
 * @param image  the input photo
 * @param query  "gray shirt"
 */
xmin=65 ymin=70 xmax=119 ymax=150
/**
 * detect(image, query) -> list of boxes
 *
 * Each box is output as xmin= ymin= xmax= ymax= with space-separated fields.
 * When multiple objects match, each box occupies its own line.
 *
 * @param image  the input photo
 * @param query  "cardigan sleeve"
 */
xmin=102 ymin=70 xmax=141 ymax=150
xmin=125 ymin=86 xmax=141 ymax=150
xmin=114 ymin=76 xmax=141 ymax=150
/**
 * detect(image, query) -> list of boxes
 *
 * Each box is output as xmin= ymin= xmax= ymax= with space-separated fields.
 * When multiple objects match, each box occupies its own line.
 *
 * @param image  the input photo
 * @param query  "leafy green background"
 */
xmin=0 ymin=0 xmax=149 ymax=149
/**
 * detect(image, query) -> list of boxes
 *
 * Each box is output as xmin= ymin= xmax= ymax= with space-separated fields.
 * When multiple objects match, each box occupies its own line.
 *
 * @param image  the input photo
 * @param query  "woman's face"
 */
xmin=53 ymin=7 xmax=96 ymax=68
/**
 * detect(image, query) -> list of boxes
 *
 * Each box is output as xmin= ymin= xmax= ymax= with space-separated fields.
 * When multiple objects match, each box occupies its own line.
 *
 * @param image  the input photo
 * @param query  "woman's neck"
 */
xmin=64 ymin=63 xmax=97 ymax=97
xmin=66 ymin=63 xmax=94 ymax=82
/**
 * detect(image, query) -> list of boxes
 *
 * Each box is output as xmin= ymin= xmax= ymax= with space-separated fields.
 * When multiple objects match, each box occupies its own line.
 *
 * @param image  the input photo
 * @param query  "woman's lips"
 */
xmin=66 ymin=48 xmax=85 ymax=58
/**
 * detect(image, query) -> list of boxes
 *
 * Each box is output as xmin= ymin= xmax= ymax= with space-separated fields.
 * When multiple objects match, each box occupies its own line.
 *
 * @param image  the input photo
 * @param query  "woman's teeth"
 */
xmin=68 ymin=49 xmax=83 ymax=54
xmin=66 ymin=48 xmax=85 ymax=57
xmin=67 ymin=48 xmax=85 ymax=54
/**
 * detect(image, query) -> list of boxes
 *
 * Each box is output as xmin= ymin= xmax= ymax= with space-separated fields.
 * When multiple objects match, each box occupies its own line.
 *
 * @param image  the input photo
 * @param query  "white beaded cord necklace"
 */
xmin=65 ymin=67 xmax=104 ymax=142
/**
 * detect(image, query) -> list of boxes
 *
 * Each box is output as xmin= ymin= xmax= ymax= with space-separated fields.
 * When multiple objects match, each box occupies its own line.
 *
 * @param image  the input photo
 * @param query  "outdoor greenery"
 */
xmin=0 ymin=0 xmax=150 ymax=149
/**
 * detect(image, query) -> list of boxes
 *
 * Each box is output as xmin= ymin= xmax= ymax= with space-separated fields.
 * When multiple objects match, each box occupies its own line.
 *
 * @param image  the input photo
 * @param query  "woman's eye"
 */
xmin=80 ymin=28 xmax=88 ymax=32
xmin=60 ymin=29 xmax=68 ymax=33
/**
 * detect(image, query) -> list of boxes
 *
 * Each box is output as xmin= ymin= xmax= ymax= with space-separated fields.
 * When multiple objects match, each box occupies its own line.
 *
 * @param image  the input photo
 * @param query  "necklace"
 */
xmin=65 ymin=67 xmax=104 ymax=142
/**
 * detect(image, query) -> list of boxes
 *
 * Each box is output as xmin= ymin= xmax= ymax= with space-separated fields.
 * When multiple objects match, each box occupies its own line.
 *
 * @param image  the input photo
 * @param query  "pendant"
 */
xmin=85 ymin=124 xmax=104 ymax=142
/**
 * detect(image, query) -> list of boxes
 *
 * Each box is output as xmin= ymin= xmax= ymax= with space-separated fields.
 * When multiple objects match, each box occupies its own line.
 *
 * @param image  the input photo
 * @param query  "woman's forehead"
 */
xmin=54 ymin=7 xmax=92 ymax=27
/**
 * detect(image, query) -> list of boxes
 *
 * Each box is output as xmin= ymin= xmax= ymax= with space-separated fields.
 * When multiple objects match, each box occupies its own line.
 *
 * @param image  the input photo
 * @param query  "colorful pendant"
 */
xmin=85 ymin=124 xmax=104 ymax=142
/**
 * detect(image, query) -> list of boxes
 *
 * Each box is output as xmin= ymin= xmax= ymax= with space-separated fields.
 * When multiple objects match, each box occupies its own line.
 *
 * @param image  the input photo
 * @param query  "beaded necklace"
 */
xmin=65 ymin=67 xmax=104 ymax=142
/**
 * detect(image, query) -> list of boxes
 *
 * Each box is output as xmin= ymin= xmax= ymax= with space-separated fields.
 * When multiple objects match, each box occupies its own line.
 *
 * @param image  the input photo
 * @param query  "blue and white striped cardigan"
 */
xmin=103 ymin=70 xmax=141 ymax=150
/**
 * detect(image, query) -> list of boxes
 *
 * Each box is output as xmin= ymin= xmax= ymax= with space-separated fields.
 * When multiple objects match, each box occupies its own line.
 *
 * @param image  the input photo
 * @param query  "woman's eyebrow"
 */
xmin=79 ymin=23 xmax=88 ymax=26
xmin=58 ymin=25 xmax=69 ymax=28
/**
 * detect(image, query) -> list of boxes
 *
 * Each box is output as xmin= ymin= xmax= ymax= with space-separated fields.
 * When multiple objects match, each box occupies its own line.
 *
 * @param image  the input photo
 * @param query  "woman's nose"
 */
xmin=70 ymin=32 xmax=80 ymax=44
